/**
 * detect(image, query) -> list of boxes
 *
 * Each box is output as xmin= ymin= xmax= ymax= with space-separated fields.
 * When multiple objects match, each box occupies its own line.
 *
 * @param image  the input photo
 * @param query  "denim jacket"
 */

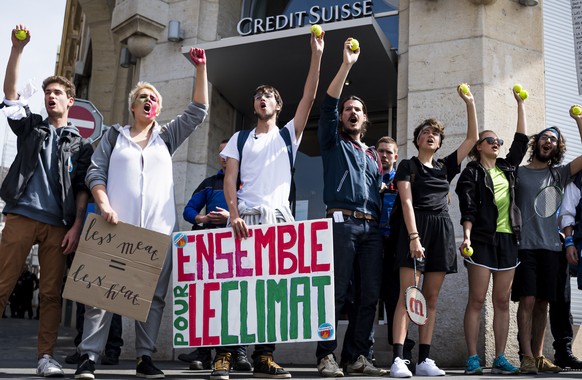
xmin=318 ymin=94 xmax=383 ymax=219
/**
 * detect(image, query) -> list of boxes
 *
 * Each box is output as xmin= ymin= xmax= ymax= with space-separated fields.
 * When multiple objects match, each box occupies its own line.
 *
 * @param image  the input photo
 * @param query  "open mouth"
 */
xmin=48 ymin=100 xmax=56 ymax=107
xmin=144 ymin=103 xmax=151 ymax=113
xmin=349 ymin=115 xmax=358 ymax=123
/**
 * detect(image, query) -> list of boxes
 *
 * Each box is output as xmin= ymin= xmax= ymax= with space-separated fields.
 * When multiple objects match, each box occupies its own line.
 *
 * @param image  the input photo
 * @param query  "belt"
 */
xmin=327 ymin=208 xmax=377 ymax=221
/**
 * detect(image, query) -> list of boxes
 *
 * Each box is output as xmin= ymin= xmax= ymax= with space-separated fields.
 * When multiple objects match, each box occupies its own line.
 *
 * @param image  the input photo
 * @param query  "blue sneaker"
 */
xmin=464 ymin=355 xmax=482 ymax=375
xmin=492 ymin=353 xmax=520 ymax=375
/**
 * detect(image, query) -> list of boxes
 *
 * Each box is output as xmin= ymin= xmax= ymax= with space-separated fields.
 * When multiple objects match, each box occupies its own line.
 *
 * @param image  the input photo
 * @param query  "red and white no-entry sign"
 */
xmin=69 ymin=98 xmax=104 ymax=142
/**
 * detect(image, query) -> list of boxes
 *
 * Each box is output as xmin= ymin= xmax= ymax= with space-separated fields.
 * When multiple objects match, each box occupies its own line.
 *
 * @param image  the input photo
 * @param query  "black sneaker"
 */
xmin=211 ymin=352 xmax=232 ymax=380
xmin=253 ymin=355 xmax=291 ymax=378
xmin=66 ymin=351 xmax=81 ymax=365
xmin=101 ymin=354 xmax=119 ymax=365
xmin=233 ymin=350 xmax=252 ymax=371
xmin=74 ymin=354 xmax=95 ymax=380
xmin=555 ymin=352 xmax=582 ymax=370
xmin=136 ymin=355 xmax=165 ymax=379
xmin=179 ymin=348 xmax=213 ymax=370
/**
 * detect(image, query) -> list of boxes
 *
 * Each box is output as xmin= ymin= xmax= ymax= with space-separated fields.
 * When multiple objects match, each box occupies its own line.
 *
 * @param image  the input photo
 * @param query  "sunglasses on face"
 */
xmin=539 ymin=135 xmax=558 ymax=144
xmin=479 ymin=137 xmax=504 ymax=146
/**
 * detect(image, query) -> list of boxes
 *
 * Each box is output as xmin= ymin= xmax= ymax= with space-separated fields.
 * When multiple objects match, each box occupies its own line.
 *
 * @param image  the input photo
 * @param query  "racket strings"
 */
xmin=533 ymin=186 xmax=562 ymax=218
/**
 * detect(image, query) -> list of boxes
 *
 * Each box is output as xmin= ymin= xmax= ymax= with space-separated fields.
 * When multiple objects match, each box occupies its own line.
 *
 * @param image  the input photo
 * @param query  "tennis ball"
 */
xmin=15 ymin=30 xmax=27 ymax=41
xmin=311 ymin=24 xmax=323 ymax=37
xmin=459 ymin=83 xmax=470 ymax=95
xmin=463 ymin=246 xmax=474 ymax=257
xmin=513 ymin=84 xmax=523 ymax=93
xmin=350 ymin=38 xmax=360 ymax=51
xmin=519 ymin=90 xmax=529 ymax=100
xmin=572 ymin=105 xmax=582 ymax=115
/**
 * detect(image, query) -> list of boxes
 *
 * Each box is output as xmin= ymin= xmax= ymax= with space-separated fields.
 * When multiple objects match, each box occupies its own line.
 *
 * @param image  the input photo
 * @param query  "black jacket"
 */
xmin=0 ymin=107 xmax=93 ymax=226
xmin=456 ymin=132 xmax=529 ymax=244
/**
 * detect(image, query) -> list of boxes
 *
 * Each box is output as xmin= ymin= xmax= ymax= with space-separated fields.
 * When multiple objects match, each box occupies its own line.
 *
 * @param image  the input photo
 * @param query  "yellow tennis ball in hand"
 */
xmin=513 ymin=84 xmax=523 ymax=93
xmin=519 ymin=90 xmax=529 ymax=100
xmin=311 ymin=24 xmax=323 ymax=37
xmin=459 ymin=83 xmax=470 ymax=95
xmin=350 ymin=38 xmax=360 ymax=51
xmin=572 ymin=105 xmax=582 ymax=115
xmin=15 ymin=30 xmax=27 ymax=41
xmin=463 ymin=246 xmax=473 ymax=257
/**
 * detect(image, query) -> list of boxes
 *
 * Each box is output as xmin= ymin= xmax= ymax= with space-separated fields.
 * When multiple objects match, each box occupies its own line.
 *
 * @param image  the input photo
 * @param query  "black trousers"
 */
xmin=549 ymin=251 xmax=573 ymax=355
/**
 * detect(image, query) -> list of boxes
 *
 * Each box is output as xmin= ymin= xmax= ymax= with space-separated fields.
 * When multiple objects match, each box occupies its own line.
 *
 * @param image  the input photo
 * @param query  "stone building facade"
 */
xmin=56 ymin=0 xmax=551 ymax=367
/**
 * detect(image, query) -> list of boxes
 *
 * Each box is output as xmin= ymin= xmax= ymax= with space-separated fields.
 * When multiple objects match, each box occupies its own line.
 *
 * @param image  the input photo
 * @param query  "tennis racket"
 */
xmin=405 ymin=258 xmax=428 ymax=326
xmin=533 ymin=184 xmax=562 ymax=218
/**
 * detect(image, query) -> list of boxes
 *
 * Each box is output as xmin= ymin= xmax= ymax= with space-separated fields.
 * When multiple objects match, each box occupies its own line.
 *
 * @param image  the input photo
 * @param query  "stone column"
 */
xmin=396 ymin=0 xmax=544 ymax=366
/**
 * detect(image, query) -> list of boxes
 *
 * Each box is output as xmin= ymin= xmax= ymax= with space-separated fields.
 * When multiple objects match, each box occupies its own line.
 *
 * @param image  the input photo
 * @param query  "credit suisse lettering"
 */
xmin=237 ymin=0 xmax=373 ymax=36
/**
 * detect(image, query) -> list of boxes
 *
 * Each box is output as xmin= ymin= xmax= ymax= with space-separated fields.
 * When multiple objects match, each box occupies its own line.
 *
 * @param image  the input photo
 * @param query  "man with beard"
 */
xmin=219 ymin=30 xmax=324 ymax=380
xmin=512 ymin=118 xmax=582 ymax=374
xmin=0 ymin=25 xmax=93 ymax=377
xmin=314 ymin=38 xmax=386 ymax=377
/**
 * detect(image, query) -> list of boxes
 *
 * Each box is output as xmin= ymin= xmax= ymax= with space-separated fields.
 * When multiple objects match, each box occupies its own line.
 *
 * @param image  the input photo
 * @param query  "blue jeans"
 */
xmin=316 ymin=216 xmax=383 ymax=363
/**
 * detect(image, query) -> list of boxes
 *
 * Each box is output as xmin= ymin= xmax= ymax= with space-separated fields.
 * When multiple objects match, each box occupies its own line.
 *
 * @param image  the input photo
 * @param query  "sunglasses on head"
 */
xmin=479 ymin=136 xmax=504 ymax=146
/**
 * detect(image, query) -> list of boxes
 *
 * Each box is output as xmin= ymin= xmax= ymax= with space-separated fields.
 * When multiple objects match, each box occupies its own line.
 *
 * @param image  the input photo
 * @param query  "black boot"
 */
xmin=554 ymin=351 xmax=582 ymax=370
xmin=232 ymin=346 xmax=252 ymax=371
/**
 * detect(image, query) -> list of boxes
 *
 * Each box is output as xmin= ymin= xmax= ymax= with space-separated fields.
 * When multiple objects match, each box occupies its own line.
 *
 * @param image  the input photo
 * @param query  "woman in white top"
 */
xmin=77 ymin=48 xmax=208 ymax=380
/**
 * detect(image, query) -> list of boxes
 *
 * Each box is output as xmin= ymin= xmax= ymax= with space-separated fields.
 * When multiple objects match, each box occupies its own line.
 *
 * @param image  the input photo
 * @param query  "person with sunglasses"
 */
xmin=455 ymin=88 xmax=528 ymax=375
xmin=511 ymin=107 xmax=582 ymax=373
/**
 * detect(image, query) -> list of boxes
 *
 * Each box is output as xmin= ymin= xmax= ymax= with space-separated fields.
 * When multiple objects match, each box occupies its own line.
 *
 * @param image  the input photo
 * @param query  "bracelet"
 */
xmin=409 ymin=233 xmax=420 ymax=242
xmin=565 ymin=235 xmax=575 ymax=248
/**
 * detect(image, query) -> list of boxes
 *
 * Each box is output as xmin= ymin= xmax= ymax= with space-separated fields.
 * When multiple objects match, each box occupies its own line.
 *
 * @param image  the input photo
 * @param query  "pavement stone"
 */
xmin=1 ymin=317 xmax=581 ymax=379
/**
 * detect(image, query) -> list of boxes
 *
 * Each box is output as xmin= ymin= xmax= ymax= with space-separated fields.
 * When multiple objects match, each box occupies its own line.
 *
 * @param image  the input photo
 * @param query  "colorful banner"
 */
xmin=172 ymin=219 xmax=335 ymax=347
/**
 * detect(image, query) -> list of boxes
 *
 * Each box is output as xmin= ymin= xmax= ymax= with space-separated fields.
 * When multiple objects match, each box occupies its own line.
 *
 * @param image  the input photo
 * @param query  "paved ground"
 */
xmin=1 ymin=318 xmax=582 ymax=379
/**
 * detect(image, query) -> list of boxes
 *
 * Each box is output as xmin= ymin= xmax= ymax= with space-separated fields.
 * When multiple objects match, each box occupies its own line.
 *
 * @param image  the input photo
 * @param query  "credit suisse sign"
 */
xmin=237 ymin=0 xmax=373 ymax=36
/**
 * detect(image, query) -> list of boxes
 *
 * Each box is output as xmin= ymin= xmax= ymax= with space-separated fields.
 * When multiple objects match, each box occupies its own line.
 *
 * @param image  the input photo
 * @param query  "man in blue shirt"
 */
xmin=183 ymin=139 xmax=229 ymax=229
xmin=179 ymin=139 xmax=252 ymax=372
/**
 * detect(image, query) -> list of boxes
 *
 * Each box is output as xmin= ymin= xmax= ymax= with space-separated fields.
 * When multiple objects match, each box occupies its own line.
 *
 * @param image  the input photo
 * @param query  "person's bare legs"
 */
xmin=464 ymin=265 xmax=491 ymax=356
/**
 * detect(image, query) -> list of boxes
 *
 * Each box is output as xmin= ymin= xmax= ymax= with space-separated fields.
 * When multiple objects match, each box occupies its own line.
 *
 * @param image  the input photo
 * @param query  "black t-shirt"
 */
xmin=394 ymin=152 xmax=460 ymax=213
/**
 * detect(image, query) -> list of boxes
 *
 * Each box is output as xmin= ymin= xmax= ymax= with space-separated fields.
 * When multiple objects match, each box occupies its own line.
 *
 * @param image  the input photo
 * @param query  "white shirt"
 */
xmin=220 ymin=120 xmax=300 ymax=209
xmin=560 ymin=181 xmax=581 ymax=231
xmin=107 ymin=126 xmax=176 ymax=235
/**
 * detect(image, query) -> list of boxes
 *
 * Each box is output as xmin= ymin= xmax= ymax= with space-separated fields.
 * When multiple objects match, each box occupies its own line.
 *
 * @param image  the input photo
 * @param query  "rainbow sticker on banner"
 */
xmin=318 ymin=323 xmax=334 ymax=340
xmin=173 ymin=233 xmax=187 ymax=248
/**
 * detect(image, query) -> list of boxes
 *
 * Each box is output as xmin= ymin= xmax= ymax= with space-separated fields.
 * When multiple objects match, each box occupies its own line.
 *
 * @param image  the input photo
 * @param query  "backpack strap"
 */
xmin=279 ymin=127 xmax=296 ymax=216
xmin=236 ymin=128 xmax=296 ymax=216
xmin=236 ymin=130 xmax=252 ymax=190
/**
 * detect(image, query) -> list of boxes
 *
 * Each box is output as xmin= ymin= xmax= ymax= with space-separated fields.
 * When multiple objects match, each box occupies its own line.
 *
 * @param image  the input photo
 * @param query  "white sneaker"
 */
xmin=317 ymin=354 xmax=344 ymax=377
xmin=346 ymin=355 xmax=388 ymax=376
xmin=416 ymin=358 xmax=445 ymax=376
xmin=390 ymin=358 xmax=412 ymax=378
xmin=37 ymin=354 xmax=64 ymax=377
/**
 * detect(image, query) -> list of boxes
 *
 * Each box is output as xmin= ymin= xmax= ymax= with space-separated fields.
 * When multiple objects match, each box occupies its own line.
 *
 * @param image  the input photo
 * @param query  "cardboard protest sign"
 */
xmin=63 ymin=213 xmax=170 ymax=322
xmin=172 ymin=219 xmax=335 ymax=347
